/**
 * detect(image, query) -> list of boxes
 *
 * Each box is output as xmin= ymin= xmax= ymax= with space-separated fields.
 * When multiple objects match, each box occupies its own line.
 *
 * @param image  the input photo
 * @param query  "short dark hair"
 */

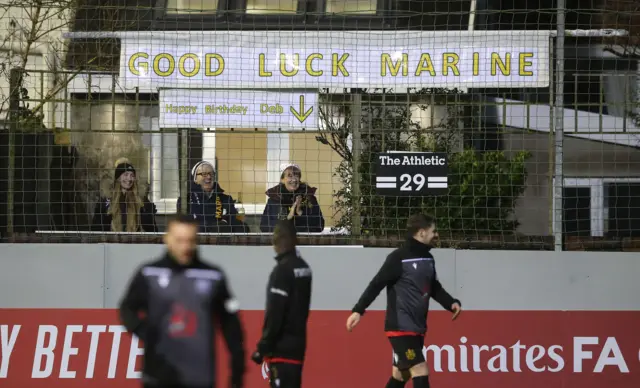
xmin=273 ymin=220 xmax=297 ymax=251
xmin=167 ymin=214 xmax=199 ymax=229
xmin=406 ymin=214 xmax=436 ymax=236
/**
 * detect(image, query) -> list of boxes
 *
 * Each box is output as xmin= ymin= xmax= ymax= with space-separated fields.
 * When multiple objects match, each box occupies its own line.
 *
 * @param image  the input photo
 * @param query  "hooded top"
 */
xmin=260 ymin=183 xmax=325 ymax=233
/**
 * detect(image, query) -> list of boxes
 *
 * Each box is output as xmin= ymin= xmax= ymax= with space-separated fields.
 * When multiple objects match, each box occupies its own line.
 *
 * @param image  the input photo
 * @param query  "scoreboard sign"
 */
xmin=375 ymin=152 xmax=448 ymax=196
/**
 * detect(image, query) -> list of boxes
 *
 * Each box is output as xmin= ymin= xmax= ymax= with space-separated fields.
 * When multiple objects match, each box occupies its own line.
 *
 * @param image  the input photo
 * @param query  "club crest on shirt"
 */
xmin=195 ymin=278 xmax=212 ymax=295
xmin=406 ymin=349 xmax=416 ymax=360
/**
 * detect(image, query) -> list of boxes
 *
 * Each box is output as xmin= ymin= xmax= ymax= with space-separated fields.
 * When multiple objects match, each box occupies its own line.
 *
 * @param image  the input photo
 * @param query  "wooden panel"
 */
xmin=215 ymin=129 xmax=268 ymax=204
xmin=289 ymin=133 xmax=344 ymax=227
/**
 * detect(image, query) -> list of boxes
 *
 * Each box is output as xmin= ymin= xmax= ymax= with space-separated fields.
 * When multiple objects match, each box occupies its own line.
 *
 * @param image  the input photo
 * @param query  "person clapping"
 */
xmin=260 ymin=163 xmax=324 ymax=233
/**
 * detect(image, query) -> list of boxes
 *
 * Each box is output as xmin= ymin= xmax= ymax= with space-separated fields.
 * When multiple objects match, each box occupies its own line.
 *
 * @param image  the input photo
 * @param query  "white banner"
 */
xmin=159 ymin=89 xmax=318 ymax=129
xmin=119 ymin=31 xmax=550 ymax=90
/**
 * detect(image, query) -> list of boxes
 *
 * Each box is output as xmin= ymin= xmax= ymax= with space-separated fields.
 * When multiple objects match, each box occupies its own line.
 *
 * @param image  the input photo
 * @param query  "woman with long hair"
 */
xmin=91 ymin=157 xmax=158 ymax=232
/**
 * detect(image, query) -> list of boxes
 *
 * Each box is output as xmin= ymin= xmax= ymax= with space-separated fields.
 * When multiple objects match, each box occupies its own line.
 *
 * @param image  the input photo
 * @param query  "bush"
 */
xmin=318 ymin=89 xmax=531 ymax=237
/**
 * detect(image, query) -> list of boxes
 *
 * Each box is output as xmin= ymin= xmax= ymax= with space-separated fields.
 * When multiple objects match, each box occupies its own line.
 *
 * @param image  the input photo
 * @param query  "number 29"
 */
xmin=399 ymin=173 xmax=425 ymax=191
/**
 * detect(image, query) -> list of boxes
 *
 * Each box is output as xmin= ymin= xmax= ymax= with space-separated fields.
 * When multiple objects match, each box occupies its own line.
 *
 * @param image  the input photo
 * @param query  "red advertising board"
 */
xmin=0 ymin=310 xmax=638 ymax=388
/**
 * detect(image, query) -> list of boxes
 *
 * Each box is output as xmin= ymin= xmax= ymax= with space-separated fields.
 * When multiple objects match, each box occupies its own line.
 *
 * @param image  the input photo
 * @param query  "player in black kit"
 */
xmin=119 ymin=215 xmax=245 ymax=388
xmin=251 ymin=220 xmax=312 ymax=388
xmin=346 ymin=214 xmax=461 ymax=388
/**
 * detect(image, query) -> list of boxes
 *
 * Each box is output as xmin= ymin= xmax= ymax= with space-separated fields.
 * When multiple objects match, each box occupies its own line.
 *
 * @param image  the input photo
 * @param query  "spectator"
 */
xmin=92 ymin=158 xmax=158 ymax=232
xmin=260 ymin=163 xmax=325 ymax=233
xmin=177 ymin=160 xmax=250 ymax=233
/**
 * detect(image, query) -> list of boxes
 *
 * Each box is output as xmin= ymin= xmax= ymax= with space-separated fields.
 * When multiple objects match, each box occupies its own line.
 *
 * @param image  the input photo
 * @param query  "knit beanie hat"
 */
xmin=280 ymin=163 xmax=301 ymax=177
xmin=114 ymin=157 xmax=135 ymax=180
xmin=191 ymin=160 xmax=215 ymax=182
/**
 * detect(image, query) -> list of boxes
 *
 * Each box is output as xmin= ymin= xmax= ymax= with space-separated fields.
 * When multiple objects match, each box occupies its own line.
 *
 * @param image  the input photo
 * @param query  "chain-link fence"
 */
xmin=1 ymin=0 xmax=639 ymax=250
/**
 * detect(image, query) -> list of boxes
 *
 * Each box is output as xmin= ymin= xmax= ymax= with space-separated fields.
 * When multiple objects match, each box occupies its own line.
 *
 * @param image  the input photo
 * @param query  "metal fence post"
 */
xmin=351 ymin=90 xmax=362 ymax=236
xmin=8 ymin=67 xmax=23 ymax=235
xmin=179 ymin=128 xmax=189 ymax=215
xmin=553 ymin=0 xmax=566 ymax=251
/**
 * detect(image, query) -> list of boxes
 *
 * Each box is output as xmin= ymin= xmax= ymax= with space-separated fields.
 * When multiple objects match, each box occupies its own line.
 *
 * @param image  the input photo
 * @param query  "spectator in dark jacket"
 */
xmin=92 ymin=157 xmax=158 ymax=232
xmin=177 ymin=160 xmax=250 ymax=233
xmin=260 ymin=163 xmax=325 ymax=233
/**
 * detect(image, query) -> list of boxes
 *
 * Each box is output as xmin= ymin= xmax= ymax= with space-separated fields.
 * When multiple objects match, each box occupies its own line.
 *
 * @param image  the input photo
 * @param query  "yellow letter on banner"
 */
xmin=415 ymin=53 xmax=435 ymax=76
xmin=519 ymin=53 xmax=534 ymax=76
xmin=442 ymin=53 xmax=460 ymax=76
xmin=306 ymin=53 xmax=323 ymax=76
xmin=381 ymin=53 xmax=408 ymax=77
xmin=153 ymin=53 xmax=175 ymax=77
xmin=178 ymin=54 xmax=200 ymax=77
xmin=280 ymin=53 xmax=299 ymax=77
xmin=128 ymin=53 xmax=149 ymax=76
xmin=332 ymin=53 xmax=350 ymax=76
xmin=258 ymin=54 xmax=272 ymax=77
xmin=204 ymin=54 xmax=224 ymax=76
xmin=491 ymin=53 xmax=511 ymax=76
xmin=472 ymin=52 xmax=479 ymax=76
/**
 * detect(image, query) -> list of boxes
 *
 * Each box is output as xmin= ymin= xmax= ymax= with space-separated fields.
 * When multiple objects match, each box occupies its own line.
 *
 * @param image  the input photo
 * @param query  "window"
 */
xmin=326 ymin=0 xmax=377 ymax=14
xmin=605 ymin=182 xmax=640 ymax=237
xmin=149 ymin=123 xmax=284 ymax=215
xmin=246 ymin=0 xmax=298 ymax=14
xmin=214 ymin=129 xmax=269 ymax=208
xmin=166 ymin=0 xmax=219 ymax=14
xmin=562 ymin=187 xmax=591 ymax=237
xmin=552 ymin=177 xmax=640 ymax=237
xmin=552 ymin=178 xmax=602 ymax=237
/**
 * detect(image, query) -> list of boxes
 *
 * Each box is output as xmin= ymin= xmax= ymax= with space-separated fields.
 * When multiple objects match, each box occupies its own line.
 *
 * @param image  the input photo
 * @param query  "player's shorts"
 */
xmin=268 ymin=362 xmax=303 ymax=388
xmin=389 ymin=335 xmax=425 ymax=370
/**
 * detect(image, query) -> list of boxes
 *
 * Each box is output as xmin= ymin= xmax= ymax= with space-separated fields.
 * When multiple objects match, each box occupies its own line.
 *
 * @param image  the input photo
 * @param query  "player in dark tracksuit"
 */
xmin=251 ymin=220 xmax=312 ymax=388
xmin=119 ymin=215 xmax=246 ymax=388
xmin=346 ymin=214 xmax=462 ymax=388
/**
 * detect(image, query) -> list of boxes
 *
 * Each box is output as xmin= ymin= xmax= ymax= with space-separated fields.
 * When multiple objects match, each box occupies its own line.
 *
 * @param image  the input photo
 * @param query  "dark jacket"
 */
xmin=119 ymin=252 xmax=245 ymax=387
xmin=91 ymin=196 xmax=158 ymax=232
xmin=177 ymin=181 xmax=250 ymax=233
xmin=352 ymin=238 xmax=461 ymax=335
xmin=257 ymin=250 xmax=312 ymax=363
xmin=260 ymin=183 xmax=325 ymax=233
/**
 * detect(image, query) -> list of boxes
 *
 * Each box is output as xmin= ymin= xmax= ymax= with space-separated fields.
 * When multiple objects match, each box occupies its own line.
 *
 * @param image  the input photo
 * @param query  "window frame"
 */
xmin=153 ymin=0 xmax=392 ymax=29
xmin=551 ymin=177 xmax=640 ymax=237
xmin=150 ymin=117 xmax=179 ymax=214
xmin=228 ymin=0 xmax=309 ymax=25
xmin=314 ymin=0 xmax=389 ymax=28
xmin=154 ymin=0 xmax=231 ymax=24
xmin=149 ymin=123 xmax=282 ymax=215
xmin=601 ymin=177 xmax=640 ymax=237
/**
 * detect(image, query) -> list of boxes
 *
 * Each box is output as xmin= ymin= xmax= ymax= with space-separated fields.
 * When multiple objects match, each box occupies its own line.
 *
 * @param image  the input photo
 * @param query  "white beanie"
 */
xmin=191 ymin=161 xmax=215 ymax=182
xmin=280 ymin=163 xmax=300 ymax=173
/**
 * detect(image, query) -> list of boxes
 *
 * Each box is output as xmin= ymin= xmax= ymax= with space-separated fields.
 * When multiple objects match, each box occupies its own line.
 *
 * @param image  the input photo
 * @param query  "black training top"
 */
xmin=118 ymin=253 xmax=245 ymax=387
xmin=352 ymin=238 xmax=461 ymax=335
xmin=257 ymin=250 xmax=313 ymax=362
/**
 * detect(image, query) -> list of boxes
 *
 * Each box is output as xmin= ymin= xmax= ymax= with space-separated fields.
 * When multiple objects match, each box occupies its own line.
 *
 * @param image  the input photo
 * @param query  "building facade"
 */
xmin=24 ymin=0 xmax=636 ymax=236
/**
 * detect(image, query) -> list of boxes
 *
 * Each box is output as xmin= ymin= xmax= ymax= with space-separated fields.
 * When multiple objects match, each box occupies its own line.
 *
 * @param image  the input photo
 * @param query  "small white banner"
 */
xmin=159 ymin=89 xmax=318 ymax=129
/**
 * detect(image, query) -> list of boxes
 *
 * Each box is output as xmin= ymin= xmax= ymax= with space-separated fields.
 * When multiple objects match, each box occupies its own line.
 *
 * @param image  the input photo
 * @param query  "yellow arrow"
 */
xmin=290 ymin=95 xmax=314 ymax=123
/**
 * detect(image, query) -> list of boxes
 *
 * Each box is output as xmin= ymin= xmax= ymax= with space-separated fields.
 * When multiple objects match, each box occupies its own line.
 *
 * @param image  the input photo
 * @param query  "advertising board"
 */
xmin=1 ymin=310 xmax=638 ymax=388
